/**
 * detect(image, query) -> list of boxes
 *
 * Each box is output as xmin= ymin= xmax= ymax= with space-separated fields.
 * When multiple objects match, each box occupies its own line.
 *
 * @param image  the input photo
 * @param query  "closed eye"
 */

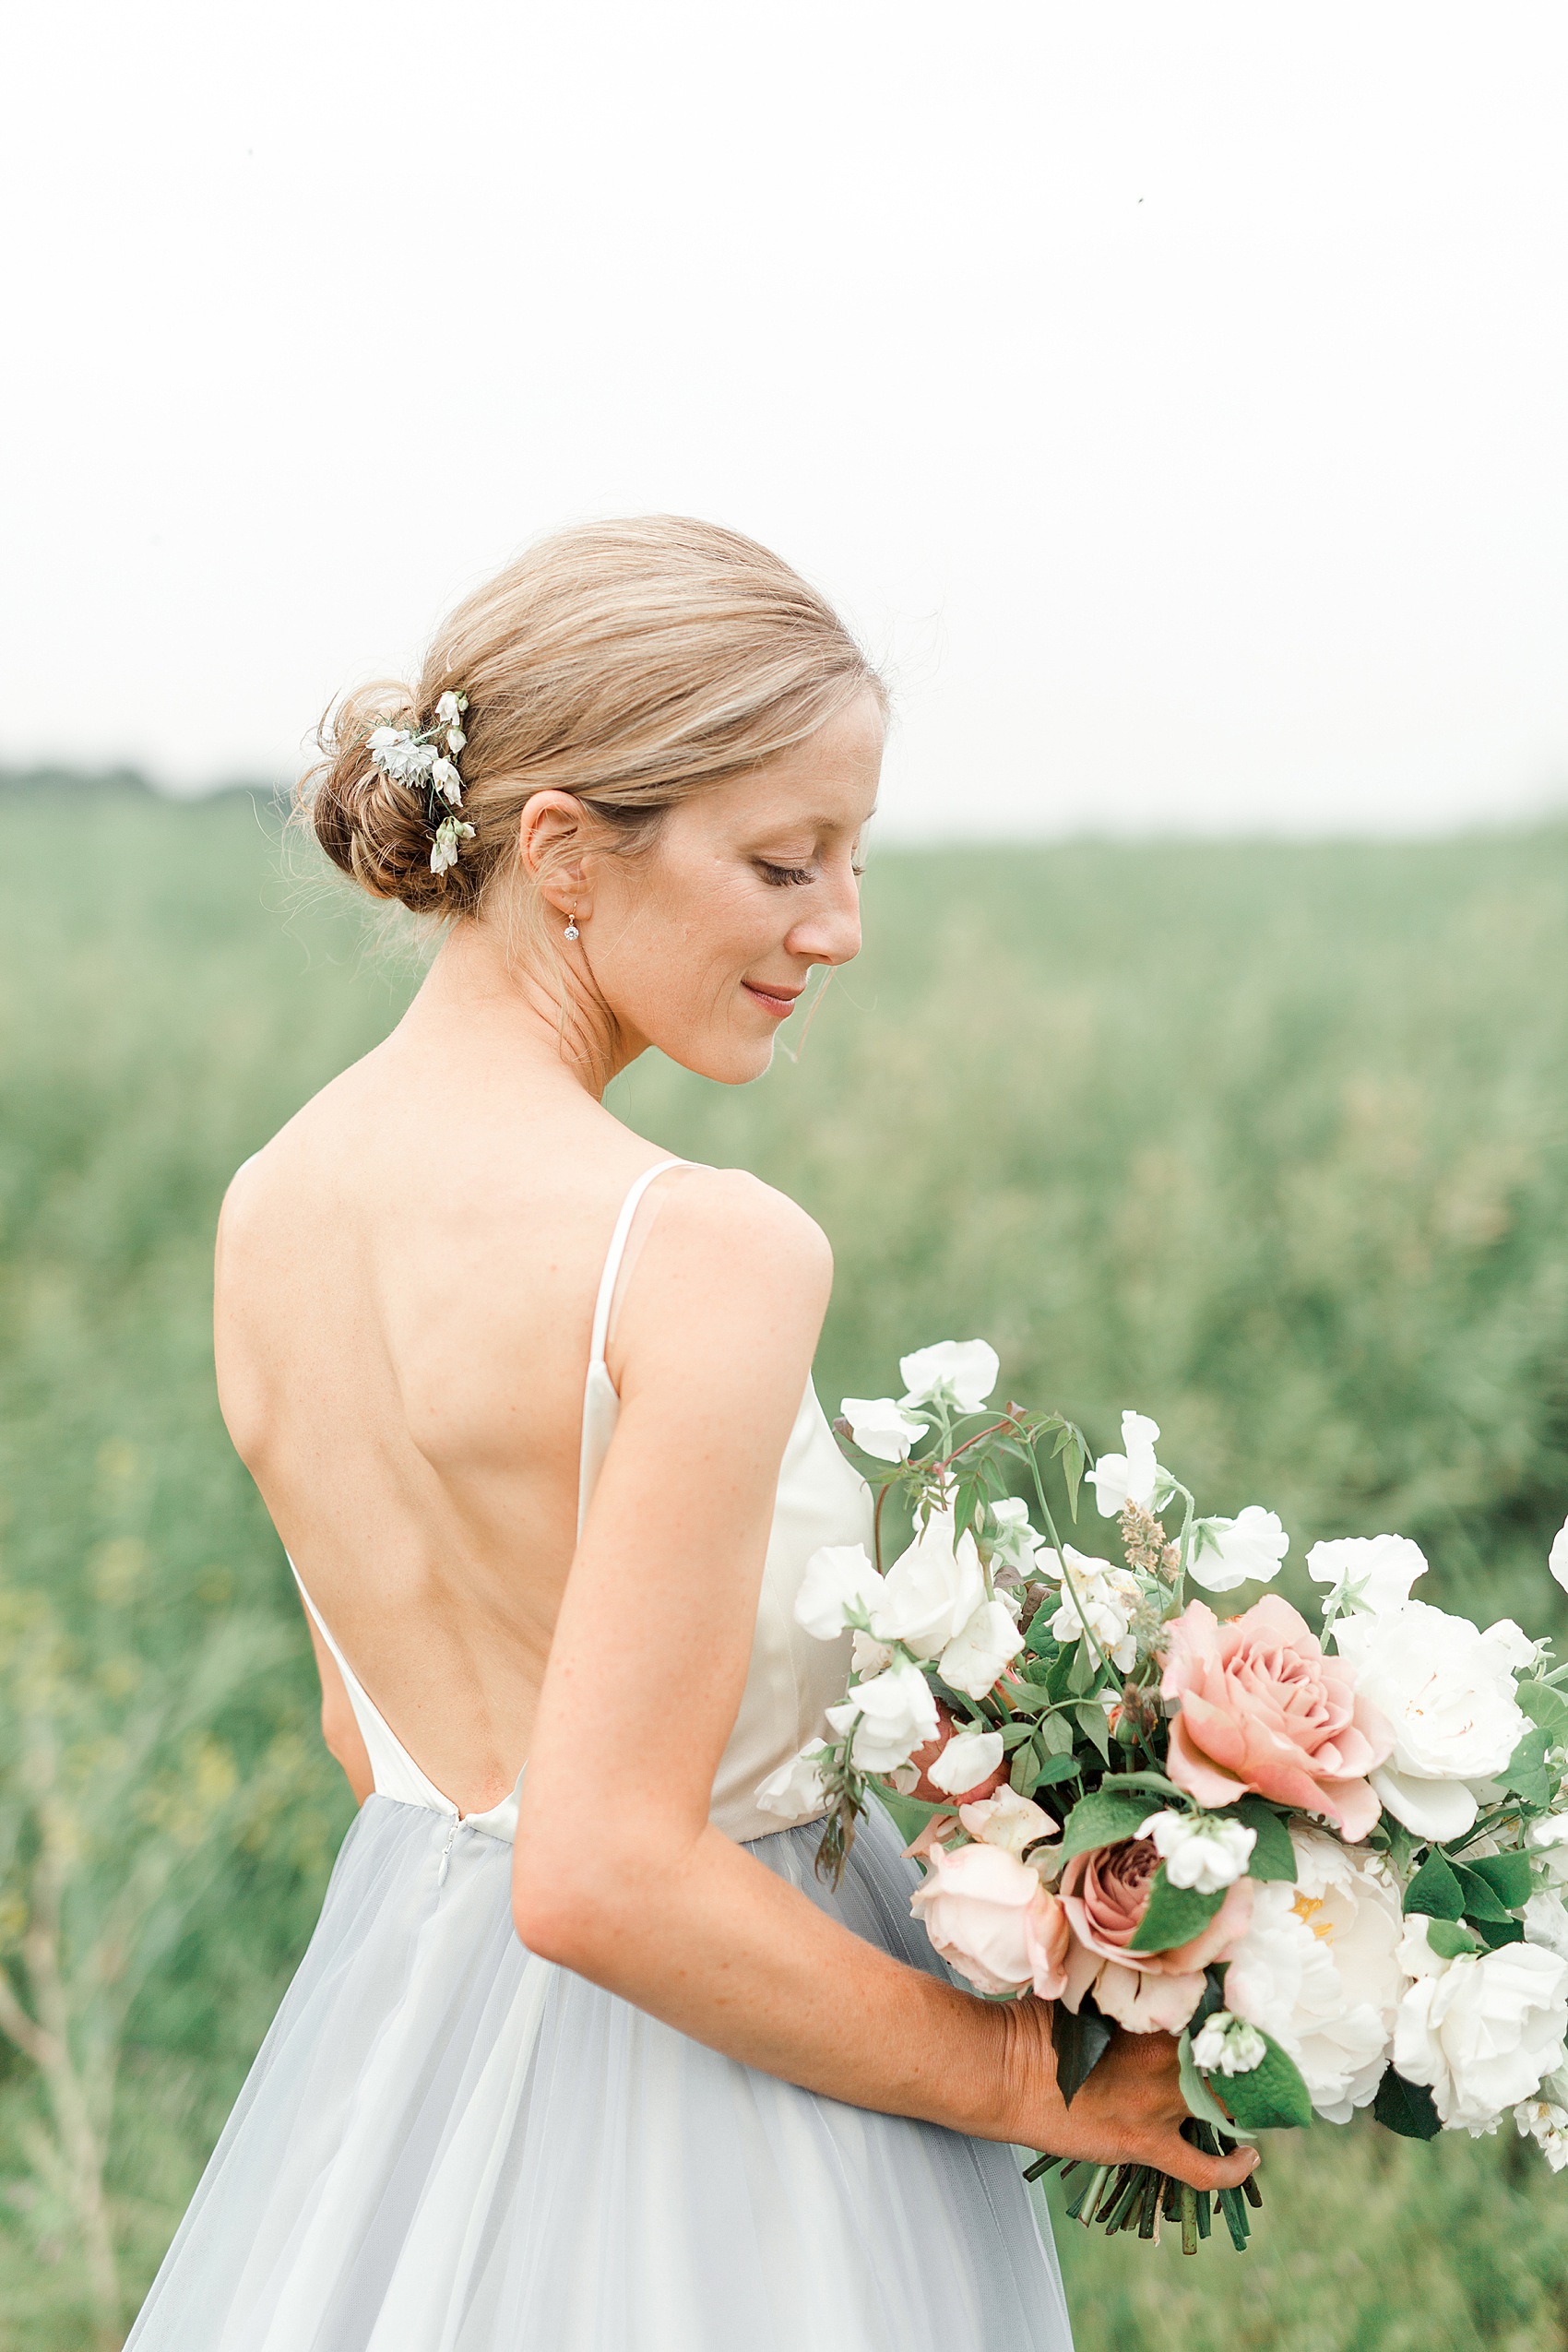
xmin=756 ymin=861 xmax=816 ymax=887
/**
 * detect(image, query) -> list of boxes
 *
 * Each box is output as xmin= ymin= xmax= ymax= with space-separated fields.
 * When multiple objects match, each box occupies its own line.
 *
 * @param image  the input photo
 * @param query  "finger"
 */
xmin=1148 ymin=2132 xmax=1260 ymax=2193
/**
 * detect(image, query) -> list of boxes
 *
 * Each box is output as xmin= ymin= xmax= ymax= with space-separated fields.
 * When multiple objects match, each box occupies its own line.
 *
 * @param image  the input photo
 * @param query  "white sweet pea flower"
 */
xmin=839 ymin=1396 xmax=926 ymax=1463
xmin=850 ymin=1630 xmax=893 ymax=1677
xmin=1333 ymin=1600 xmax=1531 ymax=1841
xmin=826 ymin=1656 xmax=939 ymax=1773
xmin=1191 ymin=2011 xmax=1268 ymax=2077
xmin=958 ymin=1786 xmax=1056 ymax=1861
xmin=1515 ymin=2097 xmax=1568 ymax=2170
xmin=754 ymin=1739 xmax=830 ymax=1820
xmin=1394 ymin=1918 xmax=1568 ymax=2132
xmin=1085 ymin=1411 xmax=1166 ymax=1518
xmin=1524 ymin=1889 xmax=1568 ymax=1962
xmin=1188 ymin=1507 xmax=1289 ymax=1595
xmin=1550 ymin=1516 xmax=1568 ymax=1596
xmin=1040 ymin=1550 xmax=1141 ymax=1672
xmin=926 ymin=1725 xmax=1005 ymax=1797
xmin=430 ymin=756 xmax=463 ymax=806
xmin=1222 ymin=1828 xmax=1404 ymax=2121
xmin=434 ymin=690 xmax=465 ymax=725
xmin=939 ymin=1598 xmax=1026 ymax=1699
xmin=1137 ymin=1809 xmax=1255 ymax=1893
xmin=430 ymin=816 xmax=476 ymax=875
xmin=794 ymin=1543 xmax=884 ymax=1642
xmin=897 ymin=1340 xmax=999 ymax=1416
xmin=1305 ymin=1532 xmax=1428 ymax=1617
xmin=987 ymin=1496 xmax=1042 ymax=1581
xmin=868 ymin=1510 xmax=986 ymax=1657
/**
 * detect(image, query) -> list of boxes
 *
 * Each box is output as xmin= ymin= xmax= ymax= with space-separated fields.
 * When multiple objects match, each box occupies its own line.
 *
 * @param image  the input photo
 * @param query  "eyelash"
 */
xmin=756 ymin=861 xmax=867 ymax=887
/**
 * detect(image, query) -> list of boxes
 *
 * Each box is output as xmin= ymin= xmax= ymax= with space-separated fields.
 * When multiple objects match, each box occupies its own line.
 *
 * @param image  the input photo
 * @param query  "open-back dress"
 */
xmin=127 ymin=1161 xmax=1072 ymax=2350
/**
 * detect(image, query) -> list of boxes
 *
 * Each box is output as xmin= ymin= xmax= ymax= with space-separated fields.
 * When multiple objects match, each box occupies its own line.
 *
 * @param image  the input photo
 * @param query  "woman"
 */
xmin=128 ymin=517 xmax=1254 ymax=2350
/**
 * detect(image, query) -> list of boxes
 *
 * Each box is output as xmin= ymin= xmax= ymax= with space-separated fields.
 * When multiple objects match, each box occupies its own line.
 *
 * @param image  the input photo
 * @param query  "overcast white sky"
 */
xmin=4 ymin=2 xmax=1566 ymax=837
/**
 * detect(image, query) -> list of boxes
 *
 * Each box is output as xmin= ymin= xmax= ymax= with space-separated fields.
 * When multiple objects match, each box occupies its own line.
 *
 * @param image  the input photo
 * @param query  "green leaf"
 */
xmin=1010 ymin=1736 xmax=1041 ymax=1795
xmin=1067 ymin=1639 xmax=1096 ymax=1695
xmin=1059 ymin=1787 xmax=1156 ymax=1864
xmin=1504 ymin=1725 xmax=1555 ymax=1808
xmin=1403 ymin=1849 xmax=1466 ymax=1920
xmin=1099 ymin=1769 xmax=1189 ymax=1803
xmin=1039 ymin=1710 xmax=1078 ymax=1757
xmin=1474 ymin=1916 xmax=1526 ymax=1951
xmin=870 ymin=1785 xmax=946 ymax=1847
xmin=1516 ymin=1680 xmax=1568 ymax=1740
xmin=1024 ymin=1605 xmax=1058 ymax=1654
xmin=997 ymin=1720 xmax=1037 ymax=1752
xmin=1422 ymin=1917 xmax=1480 ymax=1958
xmin=1178 ymin=2030 xmax=1255 ymax=2143
xmin=1219 ymin=1797 xmax=1297 ymax=1883
xmin=1462 ymin=1849 xmax=1534 ymax=1909
xmin=1452 ymin=1861 xmax=1516 ymax=1925
xmin=1128 ymin=1866 xmax=1225 ymax=1954
xmin=1075 ymin=1701 xmax=1112 ymax=1763
xmin=1029 ymin=1752 xmax=1083 ymax=1789
xmin=1217 ymin=2030 xmax=1314 ymax=2132
xmin=1372 ymin=2069 xmax=1442 ymax=2141
xmin=1051 ymin=1998 xmax=1112 ymax=2106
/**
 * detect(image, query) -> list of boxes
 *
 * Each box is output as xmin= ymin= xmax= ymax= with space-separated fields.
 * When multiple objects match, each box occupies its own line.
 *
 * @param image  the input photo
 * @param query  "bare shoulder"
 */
xmin=611 ymin=1165 xmax=834 ymax=1386
xmin=655 ymin=1165 xmax=832 ymax=1292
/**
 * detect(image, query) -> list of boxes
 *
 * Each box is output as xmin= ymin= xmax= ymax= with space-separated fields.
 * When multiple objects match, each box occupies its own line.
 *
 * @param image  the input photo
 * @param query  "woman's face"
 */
xmin=569 ymin=689 xmax=885 ymax=1085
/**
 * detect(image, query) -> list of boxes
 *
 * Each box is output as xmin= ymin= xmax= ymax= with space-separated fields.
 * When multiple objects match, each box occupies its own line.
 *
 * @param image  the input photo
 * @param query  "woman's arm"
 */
xmin=514 ymin=1169 xmax=1253 ymax=2190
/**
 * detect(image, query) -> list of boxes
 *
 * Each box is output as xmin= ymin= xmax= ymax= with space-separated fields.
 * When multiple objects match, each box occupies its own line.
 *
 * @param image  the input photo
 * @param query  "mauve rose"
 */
xmin=908 ymin=1702 xmax=1009 ymax=1806
xmin=910 ymin=1841 xmax=1071 ymax=1998
xmin=1161 ymin=1595 xmax=1392 ymax=1843
xmin=1061 ymin=1837 xmax=1253 ymax=2034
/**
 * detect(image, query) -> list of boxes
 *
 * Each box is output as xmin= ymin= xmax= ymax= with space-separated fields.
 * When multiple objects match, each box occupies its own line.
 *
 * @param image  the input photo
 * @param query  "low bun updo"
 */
xmin=301 ymin=517 xmax=884 ymax=924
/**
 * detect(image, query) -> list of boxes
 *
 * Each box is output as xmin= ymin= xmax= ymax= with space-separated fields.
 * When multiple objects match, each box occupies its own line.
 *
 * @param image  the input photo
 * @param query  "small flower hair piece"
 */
xmin=365 ymin=690 xmax=475 ymax=878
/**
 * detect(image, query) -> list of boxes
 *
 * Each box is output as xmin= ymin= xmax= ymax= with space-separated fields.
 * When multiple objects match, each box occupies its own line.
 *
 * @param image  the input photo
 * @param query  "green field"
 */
xmin=2 ymin=788 xmax=1567 ymax=2347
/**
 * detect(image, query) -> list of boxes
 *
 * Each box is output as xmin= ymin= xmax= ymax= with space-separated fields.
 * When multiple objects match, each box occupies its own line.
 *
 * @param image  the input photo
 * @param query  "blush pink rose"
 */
xmin=909 ymin=1840 xmax=1071 ymax=1998
xmin=908 ymin=1704 xmax=1009 ymax=1806
xmin=1161 ymin=1595 xmax=1392 ymax=1842
xmin=1060 ymin=1837 xmax=1253 ymax=2034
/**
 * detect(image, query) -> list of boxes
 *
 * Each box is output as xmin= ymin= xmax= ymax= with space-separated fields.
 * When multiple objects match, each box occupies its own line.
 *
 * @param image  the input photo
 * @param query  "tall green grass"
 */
xmin=1 ymin=790 xmax=1566 ymax=2345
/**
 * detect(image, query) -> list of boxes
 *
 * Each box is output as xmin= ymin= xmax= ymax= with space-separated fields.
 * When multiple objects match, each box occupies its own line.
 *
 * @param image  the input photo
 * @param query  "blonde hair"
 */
xmin=303 ymin=516 xmax=885 ymax=921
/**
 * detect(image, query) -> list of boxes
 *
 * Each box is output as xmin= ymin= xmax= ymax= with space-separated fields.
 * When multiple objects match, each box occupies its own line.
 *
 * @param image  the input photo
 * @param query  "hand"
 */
xmin=1004 ymin=2003 xmax=1259 ymax=2194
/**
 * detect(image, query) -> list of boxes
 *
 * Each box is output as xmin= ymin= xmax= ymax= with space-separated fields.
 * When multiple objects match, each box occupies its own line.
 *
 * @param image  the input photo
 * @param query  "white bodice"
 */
xmin=292 ymin=1158 xmax=872 ymax=1849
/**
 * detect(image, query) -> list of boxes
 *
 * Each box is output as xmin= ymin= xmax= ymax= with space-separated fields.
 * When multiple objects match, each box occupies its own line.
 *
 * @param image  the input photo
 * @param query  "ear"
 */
xmin=519 ymin=791 xmax=594 ymax=918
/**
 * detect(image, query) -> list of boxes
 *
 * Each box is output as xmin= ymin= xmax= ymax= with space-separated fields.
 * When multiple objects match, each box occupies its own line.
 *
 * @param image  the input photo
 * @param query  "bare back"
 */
xmin=215 ymin=1022 xmax=681 ymax=1816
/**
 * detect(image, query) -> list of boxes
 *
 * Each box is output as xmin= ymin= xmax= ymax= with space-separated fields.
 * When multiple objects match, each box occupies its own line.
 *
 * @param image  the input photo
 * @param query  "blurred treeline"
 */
xmin=1 ymin=788 xmax=1566 ymax=2346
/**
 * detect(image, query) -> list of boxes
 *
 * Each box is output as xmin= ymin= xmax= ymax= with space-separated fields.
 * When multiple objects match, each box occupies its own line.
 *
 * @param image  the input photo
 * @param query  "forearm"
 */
xmin=513 ymin=1820 xmax=1028 ymax=2141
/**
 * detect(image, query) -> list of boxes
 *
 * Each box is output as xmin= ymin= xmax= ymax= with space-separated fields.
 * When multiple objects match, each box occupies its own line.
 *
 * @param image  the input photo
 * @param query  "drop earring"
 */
xmin=564 ymin=909 xmax=580 ymax=942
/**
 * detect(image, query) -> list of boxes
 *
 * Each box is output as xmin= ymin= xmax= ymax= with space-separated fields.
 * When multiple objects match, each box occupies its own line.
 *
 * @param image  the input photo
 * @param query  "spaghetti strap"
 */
xmin=588 ymin=1158 xmax=688 ymax=1368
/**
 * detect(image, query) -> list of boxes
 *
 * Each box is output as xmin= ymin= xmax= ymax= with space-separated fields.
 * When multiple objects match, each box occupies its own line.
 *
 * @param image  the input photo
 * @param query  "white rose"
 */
xmin=927 ymin=1726 xmax=1004 ymax=1796
xmin=826 ymin=1657 xmax=939 ymax=1773
xmin=1333 ymin=1601 xmax=1530 ymax=1841
xmin=1191 ymin=2011 xmax=1268 ymax=2076
xmin=754 ymin=1739 xmax=830 ymax=1820
xmin=793 ymin=1543 xmax=883 ymax=1642
xmin=868 ymin=1510 xmax=986 ymax=1657
xmin=1395 ymin=1918 xmax=1568 ymax=2132
xmin=839 ymin=1396 xmax=926 ymax=1462
xmin=897 ymin=1340 xmax=1000 ymax=1416
xmin=1085 ymin=1411 xmax=1165 ymax=1517
xmin=939 ymin=1598 xmax=1026 ymax=1699
xmin=1524 ymin=1889 xmax=1568 ymax=1962
xmin=958 ymin=1786 xmax=1057 ymax=1861
xmin=1222 ymin=1828 xmax=1404 ymax=2121
xmin=1138 ymin=1808 xmax=1255 ymax=1893
xmin=1529 ymin=1814 xmax=1568 ymax=1884
xmin=1188 ymin=1506 xmax=1289 ymax=1594
xmin=1550 ymin=1516 xmax=1568 ymax=1597
xmin=1305 ymin=1531 xmax=1430 ymax=1617
xmin=1515 ymin=2098 xmax=1568 ymax=2170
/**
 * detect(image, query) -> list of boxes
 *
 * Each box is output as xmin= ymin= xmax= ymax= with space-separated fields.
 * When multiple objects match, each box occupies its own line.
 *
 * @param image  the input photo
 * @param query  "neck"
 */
xmin=398 ymin=916 xmax=645 ymax=1099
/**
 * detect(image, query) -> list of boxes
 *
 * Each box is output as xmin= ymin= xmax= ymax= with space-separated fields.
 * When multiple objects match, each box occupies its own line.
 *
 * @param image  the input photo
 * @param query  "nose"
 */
xmin=785 ymin=866 xmax=862 ymax=969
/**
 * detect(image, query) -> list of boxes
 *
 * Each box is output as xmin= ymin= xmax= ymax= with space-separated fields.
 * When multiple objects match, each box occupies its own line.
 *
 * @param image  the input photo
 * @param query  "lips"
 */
xmin=742 ymin=980 xmax=803 ymax=1018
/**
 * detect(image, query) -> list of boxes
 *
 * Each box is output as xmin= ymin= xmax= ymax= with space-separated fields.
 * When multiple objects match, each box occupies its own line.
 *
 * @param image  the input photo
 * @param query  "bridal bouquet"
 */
xmin=758 ymin=1340 xmax=1568 ymax=2255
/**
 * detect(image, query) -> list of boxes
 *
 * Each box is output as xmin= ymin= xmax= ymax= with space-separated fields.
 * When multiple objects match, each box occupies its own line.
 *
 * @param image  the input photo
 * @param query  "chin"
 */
xmin=660 ymin=1030 xmax=777 ymax=1087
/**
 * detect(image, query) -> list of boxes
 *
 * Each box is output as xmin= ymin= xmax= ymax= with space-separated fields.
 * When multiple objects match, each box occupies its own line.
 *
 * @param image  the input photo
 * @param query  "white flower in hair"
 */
xmin=435 ymin=688 xmax=469 ymax=754
xmin=368 ymin=726 xmax=437 ymax=788
xmin=430 ymin=816 xmax=476 ymax=875
xmin=431 ymin=757 xmax=463 ymax=806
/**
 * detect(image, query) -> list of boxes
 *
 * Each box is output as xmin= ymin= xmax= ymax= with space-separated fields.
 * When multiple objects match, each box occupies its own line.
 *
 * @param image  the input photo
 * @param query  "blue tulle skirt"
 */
xmin=126 ymin=1795 xmax=1071 ymax=2350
